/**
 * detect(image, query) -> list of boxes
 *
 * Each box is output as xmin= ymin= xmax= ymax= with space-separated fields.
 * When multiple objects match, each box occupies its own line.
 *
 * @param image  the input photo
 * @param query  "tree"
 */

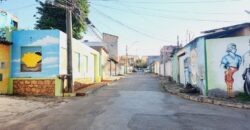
xmin=35 ymin=0 xmax=89 ymax=39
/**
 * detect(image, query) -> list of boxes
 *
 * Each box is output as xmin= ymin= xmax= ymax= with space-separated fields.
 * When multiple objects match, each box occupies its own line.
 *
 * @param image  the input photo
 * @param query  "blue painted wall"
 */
xmin=11 ymin=30 xmax=60 ymax=78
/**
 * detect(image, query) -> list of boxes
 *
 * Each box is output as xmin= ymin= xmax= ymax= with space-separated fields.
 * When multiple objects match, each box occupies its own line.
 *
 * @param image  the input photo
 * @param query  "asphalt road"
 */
xmin=4 ymin=73 xmax=250 ymax=130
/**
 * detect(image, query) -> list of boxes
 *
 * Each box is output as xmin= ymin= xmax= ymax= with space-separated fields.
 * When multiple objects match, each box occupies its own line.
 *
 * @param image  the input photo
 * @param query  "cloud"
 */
xmin=30 ymin=36 xmax=59 ymax=46
xmin=47 ymin=52 xmax=58 ymax=55
xmin=43 ymin=57 xmax=58 ymax=64
xmin=12 ymin=58 xmax=20 ymax=63
xmin=44 ymin=64 xmax=58 ymax=69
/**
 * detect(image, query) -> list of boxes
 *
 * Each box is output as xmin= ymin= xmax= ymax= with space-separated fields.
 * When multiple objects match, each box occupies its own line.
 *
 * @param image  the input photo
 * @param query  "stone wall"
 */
xmin=13 ymin=79 xmax=55 ymax=96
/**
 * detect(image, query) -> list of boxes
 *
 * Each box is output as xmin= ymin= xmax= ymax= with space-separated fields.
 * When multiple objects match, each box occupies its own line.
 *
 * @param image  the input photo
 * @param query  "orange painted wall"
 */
xmin=0 ymin=44 xmax=11 ymax=94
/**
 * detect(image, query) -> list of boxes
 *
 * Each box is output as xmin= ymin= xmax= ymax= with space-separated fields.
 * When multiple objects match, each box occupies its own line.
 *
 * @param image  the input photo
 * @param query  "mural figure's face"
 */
xmin=231 ymin=46 xmax=237 ymax=54
xmin=227 ymin=43 xmax=237 ymax=54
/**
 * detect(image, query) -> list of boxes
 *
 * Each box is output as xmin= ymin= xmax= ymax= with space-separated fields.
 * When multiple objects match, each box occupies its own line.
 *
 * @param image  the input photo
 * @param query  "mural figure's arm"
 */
xmin=221 ymin=56 xmax=228 ymax=69
xmin=237 ymin=55 xmax=242 ymax=69
xmin=243 ymin=68 xmax=247 ymax=80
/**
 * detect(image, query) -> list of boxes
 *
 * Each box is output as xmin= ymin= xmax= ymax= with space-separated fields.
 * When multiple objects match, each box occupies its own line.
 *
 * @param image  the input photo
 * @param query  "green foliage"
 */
xmin=235 ymin=92 xmax=250 ymax=102
xmin=35 ymin=0 xmax=89 ymax=39
xmin=135 ymin=59 xmax=147 ymax=68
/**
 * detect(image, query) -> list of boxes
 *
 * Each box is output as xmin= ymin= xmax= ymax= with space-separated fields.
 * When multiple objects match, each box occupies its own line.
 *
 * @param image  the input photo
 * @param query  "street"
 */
xmin=3 ymin=73 xmax=250 ymax=130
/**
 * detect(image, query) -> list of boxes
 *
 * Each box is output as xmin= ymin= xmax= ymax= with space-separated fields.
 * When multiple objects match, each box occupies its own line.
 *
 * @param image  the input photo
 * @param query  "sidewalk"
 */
xmin=0 ymin=95 xmax=70 ymax=126
xmin=75 ymin=76 xmax=124 ymax=96
xmin=158 ymin=76 xmax=250 ymax=109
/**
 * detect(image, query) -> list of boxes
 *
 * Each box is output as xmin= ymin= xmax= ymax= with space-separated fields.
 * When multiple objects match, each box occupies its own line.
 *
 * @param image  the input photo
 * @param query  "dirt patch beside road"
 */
xmin=0 ymin=95 xmax=70 ymax=126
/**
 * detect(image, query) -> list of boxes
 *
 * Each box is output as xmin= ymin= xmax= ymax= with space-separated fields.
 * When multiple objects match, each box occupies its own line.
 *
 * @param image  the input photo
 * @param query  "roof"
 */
xmin=181 ymin=22 xmax=250 ymax=49
xmin=108 ymin=58 xmax=119 ymax=63
xmin=90 ymin=46 xmax=109 ymax=54
xmin=0 ymin=41 xmax=12 ymax=45
xmin=202 ymin=22 xmax=250 ymax=34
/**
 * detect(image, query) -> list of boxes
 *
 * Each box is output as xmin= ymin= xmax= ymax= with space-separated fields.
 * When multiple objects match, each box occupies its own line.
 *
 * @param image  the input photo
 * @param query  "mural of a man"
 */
xmin=243 ymin=64 xmax=250 ymax=96
xmin=221 ymin=43 xmax=242 ymax=97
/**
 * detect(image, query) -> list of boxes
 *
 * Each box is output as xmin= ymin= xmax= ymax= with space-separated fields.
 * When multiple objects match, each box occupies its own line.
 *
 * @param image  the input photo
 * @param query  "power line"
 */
xmin=92 ymin=3 xmax=240 ymax=15
xmin=91 ymin=6 xmax=171 ymax=43
xmin=4 ymin=3 xmax=38 ymax=11
xmin=90 ymin=0 xmax=242 ymax=4
xmin=91 ymin=2 xmax=238 ymax=15
xmin=91 ymin=3 xmax=239 ymax=23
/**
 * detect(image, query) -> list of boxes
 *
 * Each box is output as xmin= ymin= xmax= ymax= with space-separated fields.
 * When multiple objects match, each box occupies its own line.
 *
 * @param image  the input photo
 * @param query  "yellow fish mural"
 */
xmin=21 ymin=52 xmax=42 ymax=67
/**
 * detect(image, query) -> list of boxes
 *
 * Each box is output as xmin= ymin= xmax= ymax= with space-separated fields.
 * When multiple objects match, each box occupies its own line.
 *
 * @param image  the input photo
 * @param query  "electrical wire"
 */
xmin=91 ymin=6 xmax=171 ymax=43
xmin=90 ymin=0 xmax=242 ymax=4
xmin=91 ymin=2 xmax=240 ymax=15
xmin=90 ymin=3 xmax=239 ymax=23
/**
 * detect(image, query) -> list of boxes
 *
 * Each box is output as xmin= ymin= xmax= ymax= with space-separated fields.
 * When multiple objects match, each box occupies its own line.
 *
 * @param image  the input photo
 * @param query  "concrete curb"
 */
xmin=161 ymin=81 xmax=250 ymax=109
xmin=76 ymin=76 xmax=124 ymax=97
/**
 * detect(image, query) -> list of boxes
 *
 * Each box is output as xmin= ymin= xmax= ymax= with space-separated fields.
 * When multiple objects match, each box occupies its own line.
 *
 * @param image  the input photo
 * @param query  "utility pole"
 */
xmin=126 ymin=45 xmax=128 ymax=74
xmin=163 ymin=47 xmax=166 ymax=77
xmin=66 ymin=8 xmax=73 ymax=92
xmin=177 ymin=35 xmax=180 ymax=48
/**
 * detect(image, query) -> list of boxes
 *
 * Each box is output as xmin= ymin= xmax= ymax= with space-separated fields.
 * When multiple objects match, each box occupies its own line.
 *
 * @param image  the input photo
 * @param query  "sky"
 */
xmin=1 ymin=0 xmax=250 ymax=57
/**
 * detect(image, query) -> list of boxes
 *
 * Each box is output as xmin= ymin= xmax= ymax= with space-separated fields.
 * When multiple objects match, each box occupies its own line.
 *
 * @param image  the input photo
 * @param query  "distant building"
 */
xmin=147 ymin=56 xmax=160 ymax=65
xmin=83 ymin=26 xmax=120 ymax=77
xmin=0 ymin=10 xmax=18 ymax=43
xmin=159 ymin=45 xmax=178 ymax=77
xmin=160 ymin=45 xmax=178 ymax=64
xmin=103 ymin=33 xmax=119 ymax=62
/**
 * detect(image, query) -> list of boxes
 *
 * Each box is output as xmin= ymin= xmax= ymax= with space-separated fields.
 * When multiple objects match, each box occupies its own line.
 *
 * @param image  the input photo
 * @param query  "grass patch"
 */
xmin=235 ymin=92 xmax=250 ymax=102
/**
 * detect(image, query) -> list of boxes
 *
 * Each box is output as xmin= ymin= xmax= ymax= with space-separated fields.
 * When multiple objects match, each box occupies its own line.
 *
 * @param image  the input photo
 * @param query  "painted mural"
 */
xmin=176 ymin=38 xmax=206 ymax=95
xmin=21 ymin=47 xmax=42 ymax=72
xmin=207 ymin=36 xmax=250 ymax=97
xmin=220 ymin=43 xmax=242 ymax=97
xmin=12 ymin=30 xmax=60 ymax=78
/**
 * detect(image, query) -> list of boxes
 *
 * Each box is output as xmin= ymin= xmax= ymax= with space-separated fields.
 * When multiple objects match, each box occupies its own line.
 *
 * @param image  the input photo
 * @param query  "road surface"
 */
xmin=4 ymin=73 xmax=250 ymax=130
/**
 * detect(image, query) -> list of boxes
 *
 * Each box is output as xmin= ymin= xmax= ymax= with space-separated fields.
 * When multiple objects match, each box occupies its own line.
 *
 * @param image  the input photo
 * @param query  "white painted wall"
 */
xmin=59 ymin=32 xmax=100 ymax=82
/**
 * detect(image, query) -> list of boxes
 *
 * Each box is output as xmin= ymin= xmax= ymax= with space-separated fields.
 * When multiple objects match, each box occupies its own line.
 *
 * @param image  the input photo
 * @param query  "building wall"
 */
xmin=206 ymin=36 xmax=250 ymax=97
xmin=0 ymin=44 xmax=11 ymax=94
xmin=175 ymin=38 xmax=206 ymax=94
xmin=172 ymin=54 xmax=178 ymax=82
xmin=102 ymin=33 xmax=119 ymax=61
xmin=12 ymin=79 xmax=56 ymax=96
xmin=0 ymin=10 xmax=18 ymax=42
xmin=11 ymin=30 xmax=60 ymax=78
xmin=59 ymin=32 xmax=100 ymax=84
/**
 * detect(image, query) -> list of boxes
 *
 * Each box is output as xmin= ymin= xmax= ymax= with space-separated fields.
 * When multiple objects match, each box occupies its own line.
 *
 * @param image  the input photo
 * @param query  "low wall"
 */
xmin=12 ymin=79 xmax=57 ymax=96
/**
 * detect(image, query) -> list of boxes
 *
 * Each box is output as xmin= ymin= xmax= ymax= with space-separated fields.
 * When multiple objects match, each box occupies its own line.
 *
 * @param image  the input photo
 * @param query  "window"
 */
xmin=77 ymin=53 xmax=80 ymax=72
xmin=0 ymin=62 xmax=6 ymax=69
xmin=73 ymin=52 xmax=81 ymax=73
xmin=83 ymin=55 xmax=88 ymax=73
xmin=21 ymin=46 xmax=42 ymax=72
xmin=0 ymin=74 xmax=2 ymax=81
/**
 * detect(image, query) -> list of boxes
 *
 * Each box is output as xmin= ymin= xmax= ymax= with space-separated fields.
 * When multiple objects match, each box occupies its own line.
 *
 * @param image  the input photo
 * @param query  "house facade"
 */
xmin=170 ymin=23 xmax=250 ymax=97
xmin=0 ymin=10 xmax=18 ymax=94
xmin=9 ymin=30 xmax=100 ymax=96
xmin=159 ymin=46 xmax=178 ymax=77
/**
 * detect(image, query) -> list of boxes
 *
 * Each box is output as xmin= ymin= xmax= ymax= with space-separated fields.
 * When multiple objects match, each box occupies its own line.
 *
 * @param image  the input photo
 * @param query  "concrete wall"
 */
xmin=12 ymin=30 xmax=60 ymax=78
xmin=160 ymin=62 xmax=172 ymax=76
xmin=0 ymin=44 xmax=11 ymax=94
xmin=206 ymin=36 xmax=250 ymax=97
xmin=102 ymin=33 xmax=119 ymax=61
xmin=173 ymin=38 xmax=206 ymax=94
xmin=10 ymin=30 xmax=101 ymax=96
xmin=100 ymin=49 xmax=110 ymax=80
xmin=12 ymin=79 xmax=56 ymax=96
xmin=59 ymin=32 xmax=100 ymax=84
